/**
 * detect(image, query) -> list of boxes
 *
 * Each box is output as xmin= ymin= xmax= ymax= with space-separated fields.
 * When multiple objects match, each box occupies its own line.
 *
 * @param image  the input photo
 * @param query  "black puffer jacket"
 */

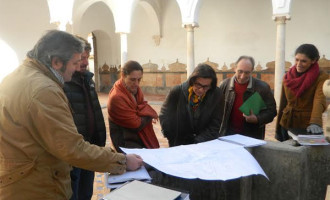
xmin=63 ymin=71 xmax=106 ymax=146
xmin=159 ymin=81 xmax=222 ymax=147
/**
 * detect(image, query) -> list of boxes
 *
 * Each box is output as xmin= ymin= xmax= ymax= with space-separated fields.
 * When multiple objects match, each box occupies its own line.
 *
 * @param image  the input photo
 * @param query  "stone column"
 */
xmin=92 ymin=33 xmax=100 ymax=92
xmin=274 ymin=16 xmax=289 ymax=108
xmin=120 ymin=33 xmax=128 ymax=66
xmin=323 ymin=80 xmax=330 ymax=138
xmin=184 ymin=24 xmax=196 ymax=78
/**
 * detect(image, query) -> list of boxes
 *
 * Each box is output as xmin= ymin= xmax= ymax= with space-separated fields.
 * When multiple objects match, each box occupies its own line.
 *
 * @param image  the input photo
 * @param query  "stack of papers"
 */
xmin=218 ymin=134 xmax=267 ymax=147
xmin=103 ymin=180 xmax=184 ymax=200
xmin=106 ymin=166 xmax=152 ymax=189
xmin=288 ymin=131 xmax=329 ymax=146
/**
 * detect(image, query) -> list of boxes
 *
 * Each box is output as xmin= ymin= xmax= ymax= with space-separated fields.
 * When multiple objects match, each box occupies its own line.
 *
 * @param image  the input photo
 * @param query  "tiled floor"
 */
xmin=91 ymin=92 xmax=328 ymax=199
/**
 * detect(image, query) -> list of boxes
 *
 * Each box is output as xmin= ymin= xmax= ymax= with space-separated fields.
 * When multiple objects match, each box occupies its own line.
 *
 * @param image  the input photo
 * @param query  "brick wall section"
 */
xmin=99 ymin=57 xmax=330 ymax=94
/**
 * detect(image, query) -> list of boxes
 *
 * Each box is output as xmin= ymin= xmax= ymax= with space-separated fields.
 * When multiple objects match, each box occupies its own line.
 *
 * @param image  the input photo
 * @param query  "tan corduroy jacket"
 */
xmin=277 ymin=71 xmax=328 ymax=131
xmin=0 ymin=58 xmax=126 ymax=199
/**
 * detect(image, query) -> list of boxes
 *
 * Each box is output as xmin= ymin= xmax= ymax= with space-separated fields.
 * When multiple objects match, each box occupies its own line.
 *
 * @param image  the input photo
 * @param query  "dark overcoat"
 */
xmin=159 ymin=81 xmax=222 ymax=146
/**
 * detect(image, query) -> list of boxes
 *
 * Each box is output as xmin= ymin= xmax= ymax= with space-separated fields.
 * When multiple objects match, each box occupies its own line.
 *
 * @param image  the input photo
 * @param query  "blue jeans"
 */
xmin=70 ymin=167 xmax=95 ymax=200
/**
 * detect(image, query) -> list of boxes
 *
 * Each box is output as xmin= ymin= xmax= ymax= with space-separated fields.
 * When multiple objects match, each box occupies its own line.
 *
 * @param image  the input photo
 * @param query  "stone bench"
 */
xmin=152 ymin=140 xmax=330 ymax=200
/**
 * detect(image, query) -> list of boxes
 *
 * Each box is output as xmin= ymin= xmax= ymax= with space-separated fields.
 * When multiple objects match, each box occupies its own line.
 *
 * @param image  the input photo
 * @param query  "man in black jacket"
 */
xmin=218 ymin=56 xmax=277 ymax=139
xmin=63 ymin=36 xmax=106 ymax=200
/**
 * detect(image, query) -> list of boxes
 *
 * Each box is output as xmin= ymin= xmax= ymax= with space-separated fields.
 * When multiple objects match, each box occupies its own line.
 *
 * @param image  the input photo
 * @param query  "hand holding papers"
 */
xmin=106 ymin=165 xmax=151 ymax=189
xmin=288 ymin=131 xmax=329 ymax=146
xmin=239 ymin=92 xmax=266 ymax=115
xmin=126 ymin=154 xmax=144 ymax=171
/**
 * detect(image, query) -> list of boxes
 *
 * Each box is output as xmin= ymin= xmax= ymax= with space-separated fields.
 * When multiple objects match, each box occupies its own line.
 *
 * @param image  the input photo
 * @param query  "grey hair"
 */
xmin=235 ymin=56 xmax=255 ymax=70
xmin=75 ymin=35 xmax=91 ymax=52
xmin=27 ymin=30 xmax=84 ymax=68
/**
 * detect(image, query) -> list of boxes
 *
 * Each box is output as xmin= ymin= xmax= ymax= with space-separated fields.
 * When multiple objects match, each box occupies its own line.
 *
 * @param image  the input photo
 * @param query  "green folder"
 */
xmin=239 ymin=92 xmax=266 ymax=115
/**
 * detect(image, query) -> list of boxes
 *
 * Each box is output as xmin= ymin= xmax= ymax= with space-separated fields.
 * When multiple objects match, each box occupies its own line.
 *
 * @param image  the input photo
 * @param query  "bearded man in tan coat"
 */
xmin=0 ymin=30 xmax=143 ymax=199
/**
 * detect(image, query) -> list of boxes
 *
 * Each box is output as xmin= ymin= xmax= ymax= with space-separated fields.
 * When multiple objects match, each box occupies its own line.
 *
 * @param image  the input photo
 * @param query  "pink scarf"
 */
xmin=284 ymin=62 xmax=319 ymax=97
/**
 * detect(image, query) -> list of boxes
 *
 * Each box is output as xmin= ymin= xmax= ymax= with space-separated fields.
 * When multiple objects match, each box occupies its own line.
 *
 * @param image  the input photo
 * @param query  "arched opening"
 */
xmin=139 ymin=0 xmax=162 ymax=43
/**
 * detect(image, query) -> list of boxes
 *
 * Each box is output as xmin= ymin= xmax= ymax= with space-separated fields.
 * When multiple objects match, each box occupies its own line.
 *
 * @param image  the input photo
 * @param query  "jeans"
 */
xmin=70 ymin=167 xmax=95 ymax=200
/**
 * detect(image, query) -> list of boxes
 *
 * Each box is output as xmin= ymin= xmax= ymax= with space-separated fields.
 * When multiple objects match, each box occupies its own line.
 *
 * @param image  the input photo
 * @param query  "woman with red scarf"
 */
xmin=107 ymin=61 xmax=159 ymax=152
xmin=276 ymin=44 xmax=328 ymax=141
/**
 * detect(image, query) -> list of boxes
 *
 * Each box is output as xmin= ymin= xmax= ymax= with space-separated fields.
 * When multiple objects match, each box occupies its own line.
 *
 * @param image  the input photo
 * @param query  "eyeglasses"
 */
xmin=193 ymin=82 xmax=211 ymax=90
xmin=237 ymin=70 xmax=252 ymax=75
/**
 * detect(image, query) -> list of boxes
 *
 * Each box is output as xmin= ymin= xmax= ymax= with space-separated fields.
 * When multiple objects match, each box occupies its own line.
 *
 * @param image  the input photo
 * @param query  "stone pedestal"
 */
xmin=152 ymin=141 xmax=330 ymax=200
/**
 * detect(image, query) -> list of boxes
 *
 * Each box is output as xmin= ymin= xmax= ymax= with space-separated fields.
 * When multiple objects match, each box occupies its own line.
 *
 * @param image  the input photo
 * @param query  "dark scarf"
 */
xmin=284 ymin=62 xmax=319 ymax=97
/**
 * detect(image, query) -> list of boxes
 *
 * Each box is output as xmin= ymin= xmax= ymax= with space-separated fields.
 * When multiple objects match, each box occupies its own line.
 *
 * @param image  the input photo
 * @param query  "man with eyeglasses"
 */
xmin=218 ymin=56 xmax=277 ymax=139
xmin=159 ymin=63 xmax=222 ymax=147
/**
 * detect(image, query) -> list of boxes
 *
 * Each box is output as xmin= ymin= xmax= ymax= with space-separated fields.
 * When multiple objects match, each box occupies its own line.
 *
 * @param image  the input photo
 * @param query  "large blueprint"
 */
xmin=121 ymin=139 xmax=268 ymax=181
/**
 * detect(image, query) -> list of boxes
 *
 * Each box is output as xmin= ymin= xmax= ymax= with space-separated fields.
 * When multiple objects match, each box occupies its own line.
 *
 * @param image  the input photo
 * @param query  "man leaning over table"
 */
xmin=0 ymin=30 xmax=143 ymax=199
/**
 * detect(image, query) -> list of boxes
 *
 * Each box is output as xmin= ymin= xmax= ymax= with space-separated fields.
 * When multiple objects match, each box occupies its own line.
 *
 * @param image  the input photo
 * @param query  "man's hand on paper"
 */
xmin=243 ymin=109 xmax=258 ymax=124
xmin=126 ymin=154 xmax=144 ymax=171
xmin=306 ymin=124 xmax=323 ymax=134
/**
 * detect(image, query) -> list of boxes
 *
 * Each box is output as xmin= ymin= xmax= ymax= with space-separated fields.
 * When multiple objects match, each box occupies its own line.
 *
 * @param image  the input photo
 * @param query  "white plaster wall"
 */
xmin=195 ymin=0 xmax=275 ymax=68
xmin=286 ymin=0 xmax=330 ymax=62
xmin=128 ymin=0 xmax=186 ymax=68
xmin=0 ymin=0 xmax=55 ymax=63
xmin=94 ymin=30 xmax=120 ymax=68
xmin=128 ymin=0 xmax=276 ymax=69
xmin=73 ymin=2 xmax=120 ymax=68
xmin=1 ymin=0 xmax=329 ymax=73
xmin=127 ymin=0 xmax=330 ymax=69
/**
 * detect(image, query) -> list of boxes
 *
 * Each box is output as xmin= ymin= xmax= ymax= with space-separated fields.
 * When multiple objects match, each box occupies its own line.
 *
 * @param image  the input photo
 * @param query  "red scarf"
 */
xmin=284 ymin=62 xmax=319 ymax=97
xmin=107 ymin=78 xmax=160 ymax=149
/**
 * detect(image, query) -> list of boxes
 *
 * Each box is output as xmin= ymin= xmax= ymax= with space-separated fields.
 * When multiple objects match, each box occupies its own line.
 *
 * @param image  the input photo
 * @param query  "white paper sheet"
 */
xmin=121 ymin=139 xmax=268 ymax=181
xmin=106 ymin=165 xmax=151 ymax=189
xmin=218 ymin=134 xmax=267 ymax=147
xmin=103 ymin=180 xmax=181 ymax=200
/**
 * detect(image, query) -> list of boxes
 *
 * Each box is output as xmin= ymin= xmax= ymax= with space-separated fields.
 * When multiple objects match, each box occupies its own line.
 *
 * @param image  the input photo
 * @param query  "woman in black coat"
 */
xmin=159 ymin=64 xmax=221 ymax=147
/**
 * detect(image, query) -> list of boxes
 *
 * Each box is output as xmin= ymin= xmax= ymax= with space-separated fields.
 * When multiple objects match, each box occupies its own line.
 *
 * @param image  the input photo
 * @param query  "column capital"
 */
xmin=152 ymin=35 xmax=161 ymax=46
xmin=117 ymin=32 xmax=129 ymax=35
xmin=183 ymin=23 xmax=198 ymax=30
xmin=273 ymin=15 xmax=291 ymax=24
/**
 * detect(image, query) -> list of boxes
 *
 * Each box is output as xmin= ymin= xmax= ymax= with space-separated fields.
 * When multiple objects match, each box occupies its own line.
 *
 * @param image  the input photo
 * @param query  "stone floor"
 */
xmin=91 ymin=92 xmax=328 ymax=199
